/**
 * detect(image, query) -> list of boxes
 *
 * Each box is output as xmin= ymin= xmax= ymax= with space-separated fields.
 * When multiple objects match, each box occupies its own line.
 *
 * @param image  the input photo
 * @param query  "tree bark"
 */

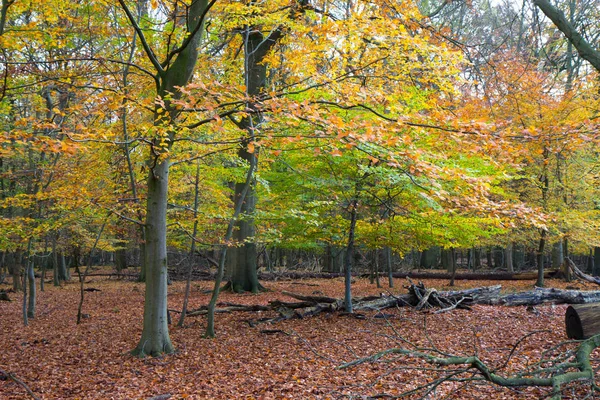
xmin=131 ymin=159 xmax=173 ymax=356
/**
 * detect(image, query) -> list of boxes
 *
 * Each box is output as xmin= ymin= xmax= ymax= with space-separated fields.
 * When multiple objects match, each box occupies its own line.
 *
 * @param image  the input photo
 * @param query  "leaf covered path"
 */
xmin=1 ymin=276 xmax=598 ymax=399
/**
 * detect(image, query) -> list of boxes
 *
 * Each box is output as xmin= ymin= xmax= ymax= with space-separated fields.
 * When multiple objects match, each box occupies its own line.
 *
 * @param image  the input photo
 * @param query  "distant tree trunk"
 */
xmin=344 ymin=199 xmax=358 ymax=313
xmin=374 ymin=250 xmax=381 ymax=288
xmin=593 ymin=247 xmax=600 ymax=277
xmin=61 ymin=254 xmax=69 ymax=281
xmin=513 ymin=245 xmax=524 ymax=272
xmin=552 ymin=241 xmax=563 ymax=269
xmin=441 ymin=248 xmax=454 ymax=272
xmin=115 ymin=248 xmax=127 ymax=275
xmin=473 ymin=248 xmax=481 ymax=271
xmin=323 ymin=245 xmax=333 ymax=273
xmin=466 ymin=249 xmax=473 ymax=271
xmin=227 ymin=177 xmax=261 ymax=293
xmin=493 ymin=247 xmax=504 ymax=269
xmin=8 ymin=252 xmax=19 ymax=291
xmin=26 ymin=242 xmax=35 ymax=319
xmin=505 ymin=244 xmax=514 ymax=273
xmin=52 ymin=236 xmax=60 ymax=286
xmin=486 ymin=249 xmax=493 ymax=269
xmin=40 ymin=254 xmax=46 ymax=292
xmin=227 ymin=22 xmax=285 ymax=293
xmin=449 ymin=248 xmax=457 ymax=287
xmin=587 ymin=250 xmax=594 ymax=274
xmin=72 ymin=247 xmax=81 ymax=281
xmin=563 ymin=239 xmax=571 ymax=282
xmin=385 ymin=247 xmax=393 ymax=288
xmin=178 ymin=160 xmax=201 ymax=328
xmin=10 ymin=252 xmax=21 ymax=291
xmin=537 ymin=230 xmax=547 ymax=287
xmin=420 ymin=247 xmax=439 ymax=269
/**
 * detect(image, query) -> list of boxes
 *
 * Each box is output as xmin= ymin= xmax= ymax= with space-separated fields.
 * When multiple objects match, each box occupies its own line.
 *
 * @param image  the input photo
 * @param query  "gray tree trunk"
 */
xmin=124 ymin=0 xmax=210 ymax=356
xmin=344 ymin=199 xmax=358 ymax=313
xmin=385 ymin=247 xmax=393 ymax=288
xmin=593 ymin=247 xmax=600 ymax=277
xmin=26 ymin=258 xmax=35 ymax=318
xmin=132 ymin=159 xmax=173 ymax=357
xmin=227 ymin=25 xmax=284 ymax=292
xmin=505 ymin=244 xmax=514 ymax=273
xmin=552 ymin=241 xmax=563 ymax=269
xmin=420 ymin=247 xmax=439 ymax=269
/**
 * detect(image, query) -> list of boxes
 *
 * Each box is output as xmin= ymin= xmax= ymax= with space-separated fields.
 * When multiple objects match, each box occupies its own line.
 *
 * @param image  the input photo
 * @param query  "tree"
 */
xmin=116 ymin=0 xmax=214 ymax=357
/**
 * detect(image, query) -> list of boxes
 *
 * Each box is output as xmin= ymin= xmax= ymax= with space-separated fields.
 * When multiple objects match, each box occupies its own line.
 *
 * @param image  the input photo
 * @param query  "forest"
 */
xmin=2 ymin=0 xmax=600 ymax=398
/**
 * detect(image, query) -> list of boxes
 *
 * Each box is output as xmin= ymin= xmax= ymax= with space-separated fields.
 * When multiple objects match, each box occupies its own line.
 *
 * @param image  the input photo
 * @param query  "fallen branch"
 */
xmin=0 ymin=367 xmax=41 ymax=400
xmin=567 ymin=258 xmax=600 ymax=286
xmin=338 ymin=334 xmax=600 ymax=400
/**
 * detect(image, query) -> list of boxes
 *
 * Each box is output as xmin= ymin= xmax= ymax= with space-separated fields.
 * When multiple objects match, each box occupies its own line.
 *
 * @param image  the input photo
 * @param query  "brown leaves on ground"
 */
xmin=1 ymin=274 xmax=598 ymax=399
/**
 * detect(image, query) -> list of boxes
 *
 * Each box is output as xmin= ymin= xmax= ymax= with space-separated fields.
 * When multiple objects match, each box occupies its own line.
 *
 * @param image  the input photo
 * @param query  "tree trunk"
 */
xmin=131 ymin=159 xmax=173 ymax=357
xmin=385 ymin=247 xmax=393 ymax=288
xmin=374 ymin=250 xmax=381 ymax=288
xmin=9 ymin=252 xmax=21 ymax=292
xmin=115 ymin=248 xmax=127 ymax=275
xmin=178 ymin=160 xmax=201 ymax=328
xmin=26 ymin=257 xmax=35 ymax=319
xmin=594 ymin=247 xmax=600 ymax=277
xmin=486 ymin=248 xmax=493 ymax=269
xmin=52 ymin=236 xmax=60 ymax=286
xmin=537 ymin=231 xmax=546 ymax=287
xmin=121 ymin=0 xmax=209 ymax=356
xmin=473 ymin=248 xmax=481 ymax=270
xmin=505 ymin=244 xmax=514 ymax=273
xmin=61 ymin=253 xmax=69 ymax=281
xmin=420 ymin=247 xmax=439 ymax=269
xmin=344 ymin=199 xmax=358 ymax=313
xmin=441 ymin=248 xmax=454 ymax=272
xmin=227 ymin=179 xmax=260 ymax=293
xmin=449 ymin=249 xmax=457 ymax=287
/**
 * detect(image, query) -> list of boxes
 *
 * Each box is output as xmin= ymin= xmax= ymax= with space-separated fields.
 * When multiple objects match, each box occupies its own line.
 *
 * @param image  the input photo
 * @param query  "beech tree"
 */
xmin=115 ymin=0 xmax=214 ymax=356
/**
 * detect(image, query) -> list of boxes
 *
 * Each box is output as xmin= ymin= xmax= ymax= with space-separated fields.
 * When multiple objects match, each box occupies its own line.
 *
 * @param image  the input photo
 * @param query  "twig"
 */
xmin=0 ymin=367 xmax=41 ymax=400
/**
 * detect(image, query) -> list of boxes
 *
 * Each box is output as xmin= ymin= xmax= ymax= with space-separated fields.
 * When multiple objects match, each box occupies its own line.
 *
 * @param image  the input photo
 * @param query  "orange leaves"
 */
xmin=1 ymin=276 xmax=593 ymax=399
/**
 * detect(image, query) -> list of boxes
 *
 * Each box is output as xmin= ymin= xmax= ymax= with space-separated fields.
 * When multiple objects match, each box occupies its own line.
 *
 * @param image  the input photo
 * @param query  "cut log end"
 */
xmin=565 ymin=303 xmax=600 ymax=340
xmin=565 ymin=305 xmax=584 ymax=340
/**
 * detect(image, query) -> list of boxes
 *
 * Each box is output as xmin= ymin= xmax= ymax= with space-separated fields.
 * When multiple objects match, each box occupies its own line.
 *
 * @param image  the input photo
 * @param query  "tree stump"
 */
xmin=565 ymin=303 xmax=600 ymax=339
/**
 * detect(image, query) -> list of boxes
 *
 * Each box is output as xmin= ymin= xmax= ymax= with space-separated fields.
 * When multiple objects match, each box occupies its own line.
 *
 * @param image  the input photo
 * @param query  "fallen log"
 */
xmin=566 ymin=258 xmax=600 ymax=286
xmin=187 ymin=283 xmax=600 ymax=326
xmin=565 ymin=303 xmax=600 ymax=339
xmin=0 ymin=290 xmax=10 ymax=301
xmin=186 ymin=303 xmax=270 ymax=317
xmin=391 ymin=270 xmax=562 ymax=281
xmin=496 ymin=287 xmax=600 ymax=306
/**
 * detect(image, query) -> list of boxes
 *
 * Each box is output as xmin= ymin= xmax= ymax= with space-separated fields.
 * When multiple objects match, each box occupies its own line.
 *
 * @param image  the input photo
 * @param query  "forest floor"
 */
xmin=1 ymin=270 xmax=600 ymax=399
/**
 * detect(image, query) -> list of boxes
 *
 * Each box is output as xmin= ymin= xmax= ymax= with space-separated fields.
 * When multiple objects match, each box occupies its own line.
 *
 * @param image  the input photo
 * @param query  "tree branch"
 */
xmin=117 ymin=0 xmax=164 ymax=75
xmin=534 ymin=0 xmax=600 ymax=72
